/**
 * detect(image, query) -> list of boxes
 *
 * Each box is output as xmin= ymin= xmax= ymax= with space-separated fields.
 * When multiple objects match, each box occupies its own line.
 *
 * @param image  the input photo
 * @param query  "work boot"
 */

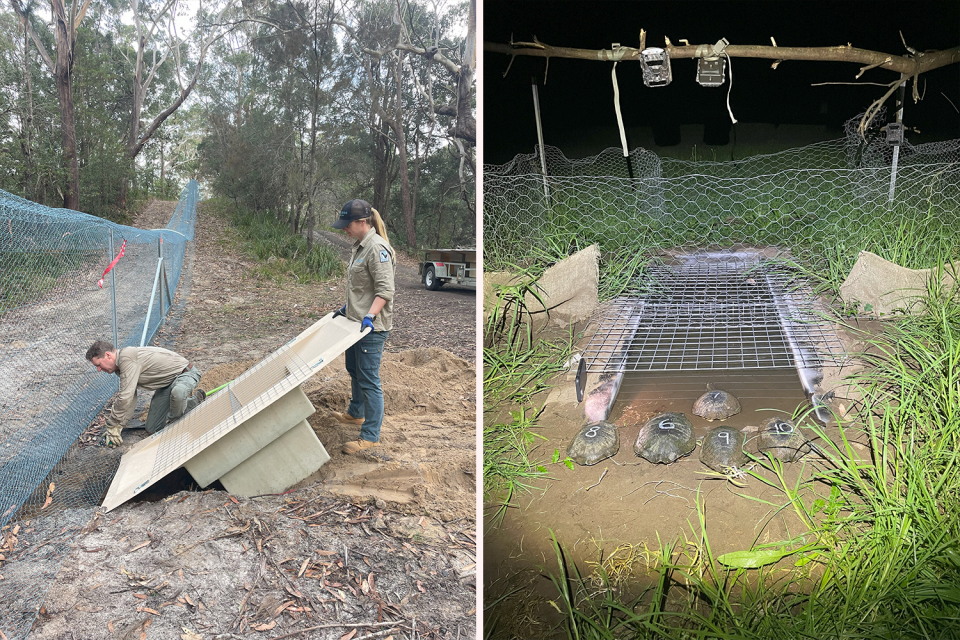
xmin=332 ymin=411 xmax=363 ymax=426
xmin=185 ymin=389 xmax=207 ymax=414
xmin=342 ymin=439 xmax=379 ymax=455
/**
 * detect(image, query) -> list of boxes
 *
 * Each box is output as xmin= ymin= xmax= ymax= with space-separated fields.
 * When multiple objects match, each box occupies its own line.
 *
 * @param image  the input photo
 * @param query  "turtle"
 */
xmin=699 ymin=425 xmax=748 ymax=471
xmin=692 ymin=384 xmax=741 ymax=421
xmin=757 ymin=417 xmax=810 ymax=462
xmin=634 ymin=412 xmax=696 ymax=464
xmin=566 ymin=420 xmax=619 ymax=466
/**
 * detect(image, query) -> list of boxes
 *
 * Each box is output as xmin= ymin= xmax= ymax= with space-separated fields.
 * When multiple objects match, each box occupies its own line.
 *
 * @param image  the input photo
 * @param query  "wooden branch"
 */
xmin=810 ymin=81 xmax=892 ymax=87
xmin=73 ymin=0 xmax=91 ymax=31
xmin=859 ymin=77 xmax=905 ymax=136
xmin=856 ymin=56 xmax=891 ymax=79
xmin=485 ymin=40 xmax=960 ymax=76
xmin=9 ymin=0 xmax=56 ymax=73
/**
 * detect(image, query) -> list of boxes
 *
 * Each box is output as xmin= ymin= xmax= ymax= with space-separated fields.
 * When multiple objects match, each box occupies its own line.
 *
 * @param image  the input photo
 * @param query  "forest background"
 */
xmin=0 ymin=0 xmax=476 ymax=252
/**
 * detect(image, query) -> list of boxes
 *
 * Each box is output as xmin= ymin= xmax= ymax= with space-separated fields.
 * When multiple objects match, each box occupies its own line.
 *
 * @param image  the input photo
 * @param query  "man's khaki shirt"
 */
xmin=107 ymin=346 xmax=189 ymax=427
xmin=346 ymin=227 xmax=396 ymax=332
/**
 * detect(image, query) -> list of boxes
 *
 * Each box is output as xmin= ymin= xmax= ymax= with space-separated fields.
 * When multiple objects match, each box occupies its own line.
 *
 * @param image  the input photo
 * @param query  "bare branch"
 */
xmin=9 ymin=0 xmax=55 ymax=73
xmin=859 ymin=77 xmax=905 ymax=136
xmin=484 ymin=40 xmax=960 ymax=76
xmin=810 ymin=81 xmax=892 ymax=87
xmin=942 ymin=92 xmax=959 ymax=114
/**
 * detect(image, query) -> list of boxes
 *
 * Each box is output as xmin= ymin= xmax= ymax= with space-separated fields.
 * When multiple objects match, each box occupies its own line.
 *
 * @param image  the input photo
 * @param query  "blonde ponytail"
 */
xmin=369 ymin=208 xmax=390 ymax=244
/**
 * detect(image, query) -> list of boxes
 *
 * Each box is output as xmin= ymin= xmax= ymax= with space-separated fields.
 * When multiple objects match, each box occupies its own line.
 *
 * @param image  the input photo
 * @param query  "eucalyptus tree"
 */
xmin=110 ymin=0 xmax=237 ymax=207
xmin=251 ymin=0 xmax=340 ymax=251
xmin=335 ymin=0 xmax=475 ymax=247
xmin=10 ymin=0 xmax=90 ymax=210
xmin=1 ymin=2 xmax=66 ymax=204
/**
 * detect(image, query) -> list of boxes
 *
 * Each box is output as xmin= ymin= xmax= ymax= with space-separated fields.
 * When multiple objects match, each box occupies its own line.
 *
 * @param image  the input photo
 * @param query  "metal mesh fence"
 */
xmin=0 ymin=181 xmax=198 ymax=639
xmin=484 ymin=111 xmax=960 ymax=273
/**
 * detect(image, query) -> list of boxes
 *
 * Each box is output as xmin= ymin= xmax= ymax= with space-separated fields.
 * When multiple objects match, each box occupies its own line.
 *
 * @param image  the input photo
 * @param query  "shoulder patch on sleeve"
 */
xmin=379 ymin=249 xmax=390 ymax=263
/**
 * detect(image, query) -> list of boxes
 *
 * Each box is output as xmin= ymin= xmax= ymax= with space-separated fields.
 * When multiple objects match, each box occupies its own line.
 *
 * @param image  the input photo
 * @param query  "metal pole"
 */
xmin=109 ymin=230 xmax=118 ymax=349
xmin=158 ymin=237 xmax=166 ymax=319
xmin=531 ymin=78 xmax=551 ymax=204
xmin=141 ymin=255 xmax=164 ymax=347
xmin=109 ymin=229 xmax=120 ymax=391
xmin=888 ymin=79 xmax=907 ymax=203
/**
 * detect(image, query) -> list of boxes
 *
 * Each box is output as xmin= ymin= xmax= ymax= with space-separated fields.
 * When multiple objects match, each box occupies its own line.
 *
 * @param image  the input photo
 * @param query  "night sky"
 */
xmin=483 ymin=1 xmax=960 ymax=163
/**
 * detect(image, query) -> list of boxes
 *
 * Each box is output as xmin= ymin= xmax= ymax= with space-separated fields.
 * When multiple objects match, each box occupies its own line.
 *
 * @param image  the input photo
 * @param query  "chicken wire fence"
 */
xmin=484 ymin=110 xmax=960 ymax=271
xmin=0 ymin=181 xmax=199 ymax=639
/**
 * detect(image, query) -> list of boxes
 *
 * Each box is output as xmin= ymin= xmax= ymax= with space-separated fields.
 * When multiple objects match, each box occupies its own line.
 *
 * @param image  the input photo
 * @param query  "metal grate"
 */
xmin=149 ymin=344 xmax=313 ymax=482
xmin=584 ymin=256 xmax=845 ymax=372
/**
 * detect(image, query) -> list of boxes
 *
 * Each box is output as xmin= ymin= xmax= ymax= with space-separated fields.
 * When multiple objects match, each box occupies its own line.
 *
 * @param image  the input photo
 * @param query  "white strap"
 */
xmin=611 ymin=60 xmax=629 ymax=157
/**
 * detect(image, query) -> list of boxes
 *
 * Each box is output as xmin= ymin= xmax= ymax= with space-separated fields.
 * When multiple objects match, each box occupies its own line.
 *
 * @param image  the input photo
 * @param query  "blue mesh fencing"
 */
xmin=0 ymin=180 xmax=199 ymax=639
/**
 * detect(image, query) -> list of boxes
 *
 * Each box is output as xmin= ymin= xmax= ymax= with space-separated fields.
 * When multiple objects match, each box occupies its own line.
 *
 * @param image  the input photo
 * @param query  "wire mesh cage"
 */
xmin=484 ymin=111 xmax=960 ymax=271
xmin=484 ymin=111 xmax=960 ymax=374
xmin=0 ymin=182 xmax=199 ymax=640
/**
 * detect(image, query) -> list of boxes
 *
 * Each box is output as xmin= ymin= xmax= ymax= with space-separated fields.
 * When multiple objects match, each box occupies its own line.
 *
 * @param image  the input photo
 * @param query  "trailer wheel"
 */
xmin=424 ymin=266 xmax=443 ymax=290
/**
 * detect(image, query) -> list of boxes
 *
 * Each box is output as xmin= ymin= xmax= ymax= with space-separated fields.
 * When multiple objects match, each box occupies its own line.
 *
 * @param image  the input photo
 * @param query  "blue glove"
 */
xmin=333 ymin=305 xmax=346 ymax=319
xmin=361 ymin=315 xmax=375 ymax=332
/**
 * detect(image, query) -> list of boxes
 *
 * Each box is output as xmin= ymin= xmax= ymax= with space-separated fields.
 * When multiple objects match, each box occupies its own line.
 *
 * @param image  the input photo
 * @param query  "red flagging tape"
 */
xmin=98 ymin=239 xmax=126 ymax=289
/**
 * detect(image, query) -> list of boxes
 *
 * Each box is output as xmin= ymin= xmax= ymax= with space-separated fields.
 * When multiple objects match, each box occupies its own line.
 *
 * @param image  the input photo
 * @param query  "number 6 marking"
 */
xmin=659 ymin=420 xmax=676 ymax=430
xmin=584 ymin=425 xmax=600 ymax=438
xmin=775 ymin=421 xmax=794 ymax=434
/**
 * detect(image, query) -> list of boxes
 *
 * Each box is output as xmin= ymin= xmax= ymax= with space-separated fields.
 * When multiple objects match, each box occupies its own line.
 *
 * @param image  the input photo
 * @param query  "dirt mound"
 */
xmin=190 ymin=349 xmax=476 ymax=525
xmin=302 ymin=348 xmax=476 ymax=524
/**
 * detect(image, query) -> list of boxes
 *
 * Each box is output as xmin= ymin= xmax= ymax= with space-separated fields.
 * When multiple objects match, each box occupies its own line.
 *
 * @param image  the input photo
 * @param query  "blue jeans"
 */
xmin=344 ymin=330 xmax=389 ymax=442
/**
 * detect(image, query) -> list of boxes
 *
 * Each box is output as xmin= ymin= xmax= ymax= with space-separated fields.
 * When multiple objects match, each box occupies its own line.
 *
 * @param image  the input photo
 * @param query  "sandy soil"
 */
xmin=28 ymin=201 xmax=478 ymax=640
xmin=483 ymin=317 xmax=872 ymax=639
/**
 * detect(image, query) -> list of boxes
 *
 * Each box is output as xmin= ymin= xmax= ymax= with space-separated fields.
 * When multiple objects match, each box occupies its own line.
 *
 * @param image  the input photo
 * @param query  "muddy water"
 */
xmin=611 ymin=369 xmax=810 ymax=439
xmin=485 ymin=367 xmax=820 ymax=638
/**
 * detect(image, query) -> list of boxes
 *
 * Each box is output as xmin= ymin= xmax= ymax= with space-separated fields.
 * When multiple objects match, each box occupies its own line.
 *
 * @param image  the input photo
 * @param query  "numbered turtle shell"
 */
xmin=692 ymin=385 xmax=741 ymax=421
xmin=757 ymin=417 xmax=810 ymax=462
xmin=566 ymin=420 xmax=620 ymax=466
xmin=634 ymin=412 xmax=696 ymax=464
xmin=699 ymin=426 xmax=748 ymax=471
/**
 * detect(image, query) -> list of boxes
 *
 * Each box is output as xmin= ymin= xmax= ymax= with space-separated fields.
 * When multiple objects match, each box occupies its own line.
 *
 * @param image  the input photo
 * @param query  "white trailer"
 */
xmin=418 ymin=248 xmax=477 ymax=290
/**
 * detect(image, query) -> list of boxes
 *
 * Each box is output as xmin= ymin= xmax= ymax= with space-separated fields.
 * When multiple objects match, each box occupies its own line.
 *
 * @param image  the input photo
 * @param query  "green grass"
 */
xmin=207 ymin=198 xmax=345 ymax=282
xmin=483 ymin=266 xmax=575 ymax=527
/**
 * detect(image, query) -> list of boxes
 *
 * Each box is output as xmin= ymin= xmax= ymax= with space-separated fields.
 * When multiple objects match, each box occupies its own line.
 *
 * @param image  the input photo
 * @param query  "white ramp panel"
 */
xmin=102 ymin=314 xmax=366 ymax=511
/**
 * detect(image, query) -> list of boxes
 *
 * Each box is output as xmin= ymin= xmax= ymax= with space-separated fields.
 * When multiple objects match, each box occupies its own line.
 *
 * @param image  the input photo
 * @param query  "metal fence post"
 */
xmin=531 ymin=79 xmax=551 ymax=205
xmin=109 ymin=229 xmax=120 ymax=391
xmin=888 ymin=79 xmax=907 ymax=203
xmin=141 ymin=239 xmax=164 ymax=347
xmin=158 ymin=237 xmax=166 ymax=319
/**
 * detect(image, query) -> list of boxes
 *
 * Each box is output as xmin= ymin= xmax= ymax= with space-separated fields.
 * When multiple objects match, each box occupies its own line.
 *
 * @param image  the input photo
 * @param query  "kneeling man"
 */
xmin=86 ymin=340 xmax=206 ymax=446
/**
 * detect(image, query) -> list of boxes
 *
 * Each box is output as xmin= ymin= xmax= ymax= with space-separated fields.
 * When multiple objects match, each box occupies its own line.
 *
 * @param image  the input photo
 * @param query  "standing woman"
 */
xmin=331 ymin=199 xmax=396 ymax=454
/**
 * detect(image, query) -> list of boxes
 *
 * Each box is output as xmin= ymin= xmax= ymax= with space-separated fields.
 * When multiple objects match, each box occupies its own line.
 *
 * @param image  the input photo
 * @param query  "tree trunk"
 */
xmin=371 ymin=120 xmax=392 ymax=216
xmin=19 ymin=22 xmax=34 ymax=200
xmin=392 ymin=53 xmax=416 ymax=248
xmin=306 ymin=198 xmax=314 ymax=253
xmin=55 ymin=56 xmax=79 ymax=210
xmin=52 ymin=0 xmax=79 ymax=210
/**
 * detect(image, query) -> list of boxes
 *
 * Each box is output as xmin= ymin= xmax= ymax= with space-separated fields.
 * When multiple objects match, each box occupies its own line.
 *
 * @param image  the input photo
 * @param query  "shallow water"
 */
xmin=610 ymin=368 xmax=810 ymax=441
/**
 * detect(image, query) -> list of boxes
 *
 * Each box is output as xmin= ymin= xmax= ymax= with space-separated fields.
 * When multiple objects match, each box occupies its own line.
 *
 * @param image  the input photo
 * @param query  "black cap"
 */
xmin=333 ymin=199 xmax=372 ymax=229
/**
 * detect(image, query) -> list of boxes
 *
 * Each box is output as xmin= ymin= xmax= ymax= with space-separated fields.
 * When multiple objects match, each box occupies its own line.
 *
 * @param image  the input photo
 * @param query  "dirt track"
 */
xmin=30 ymin=201 xmax=478 ymax=640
